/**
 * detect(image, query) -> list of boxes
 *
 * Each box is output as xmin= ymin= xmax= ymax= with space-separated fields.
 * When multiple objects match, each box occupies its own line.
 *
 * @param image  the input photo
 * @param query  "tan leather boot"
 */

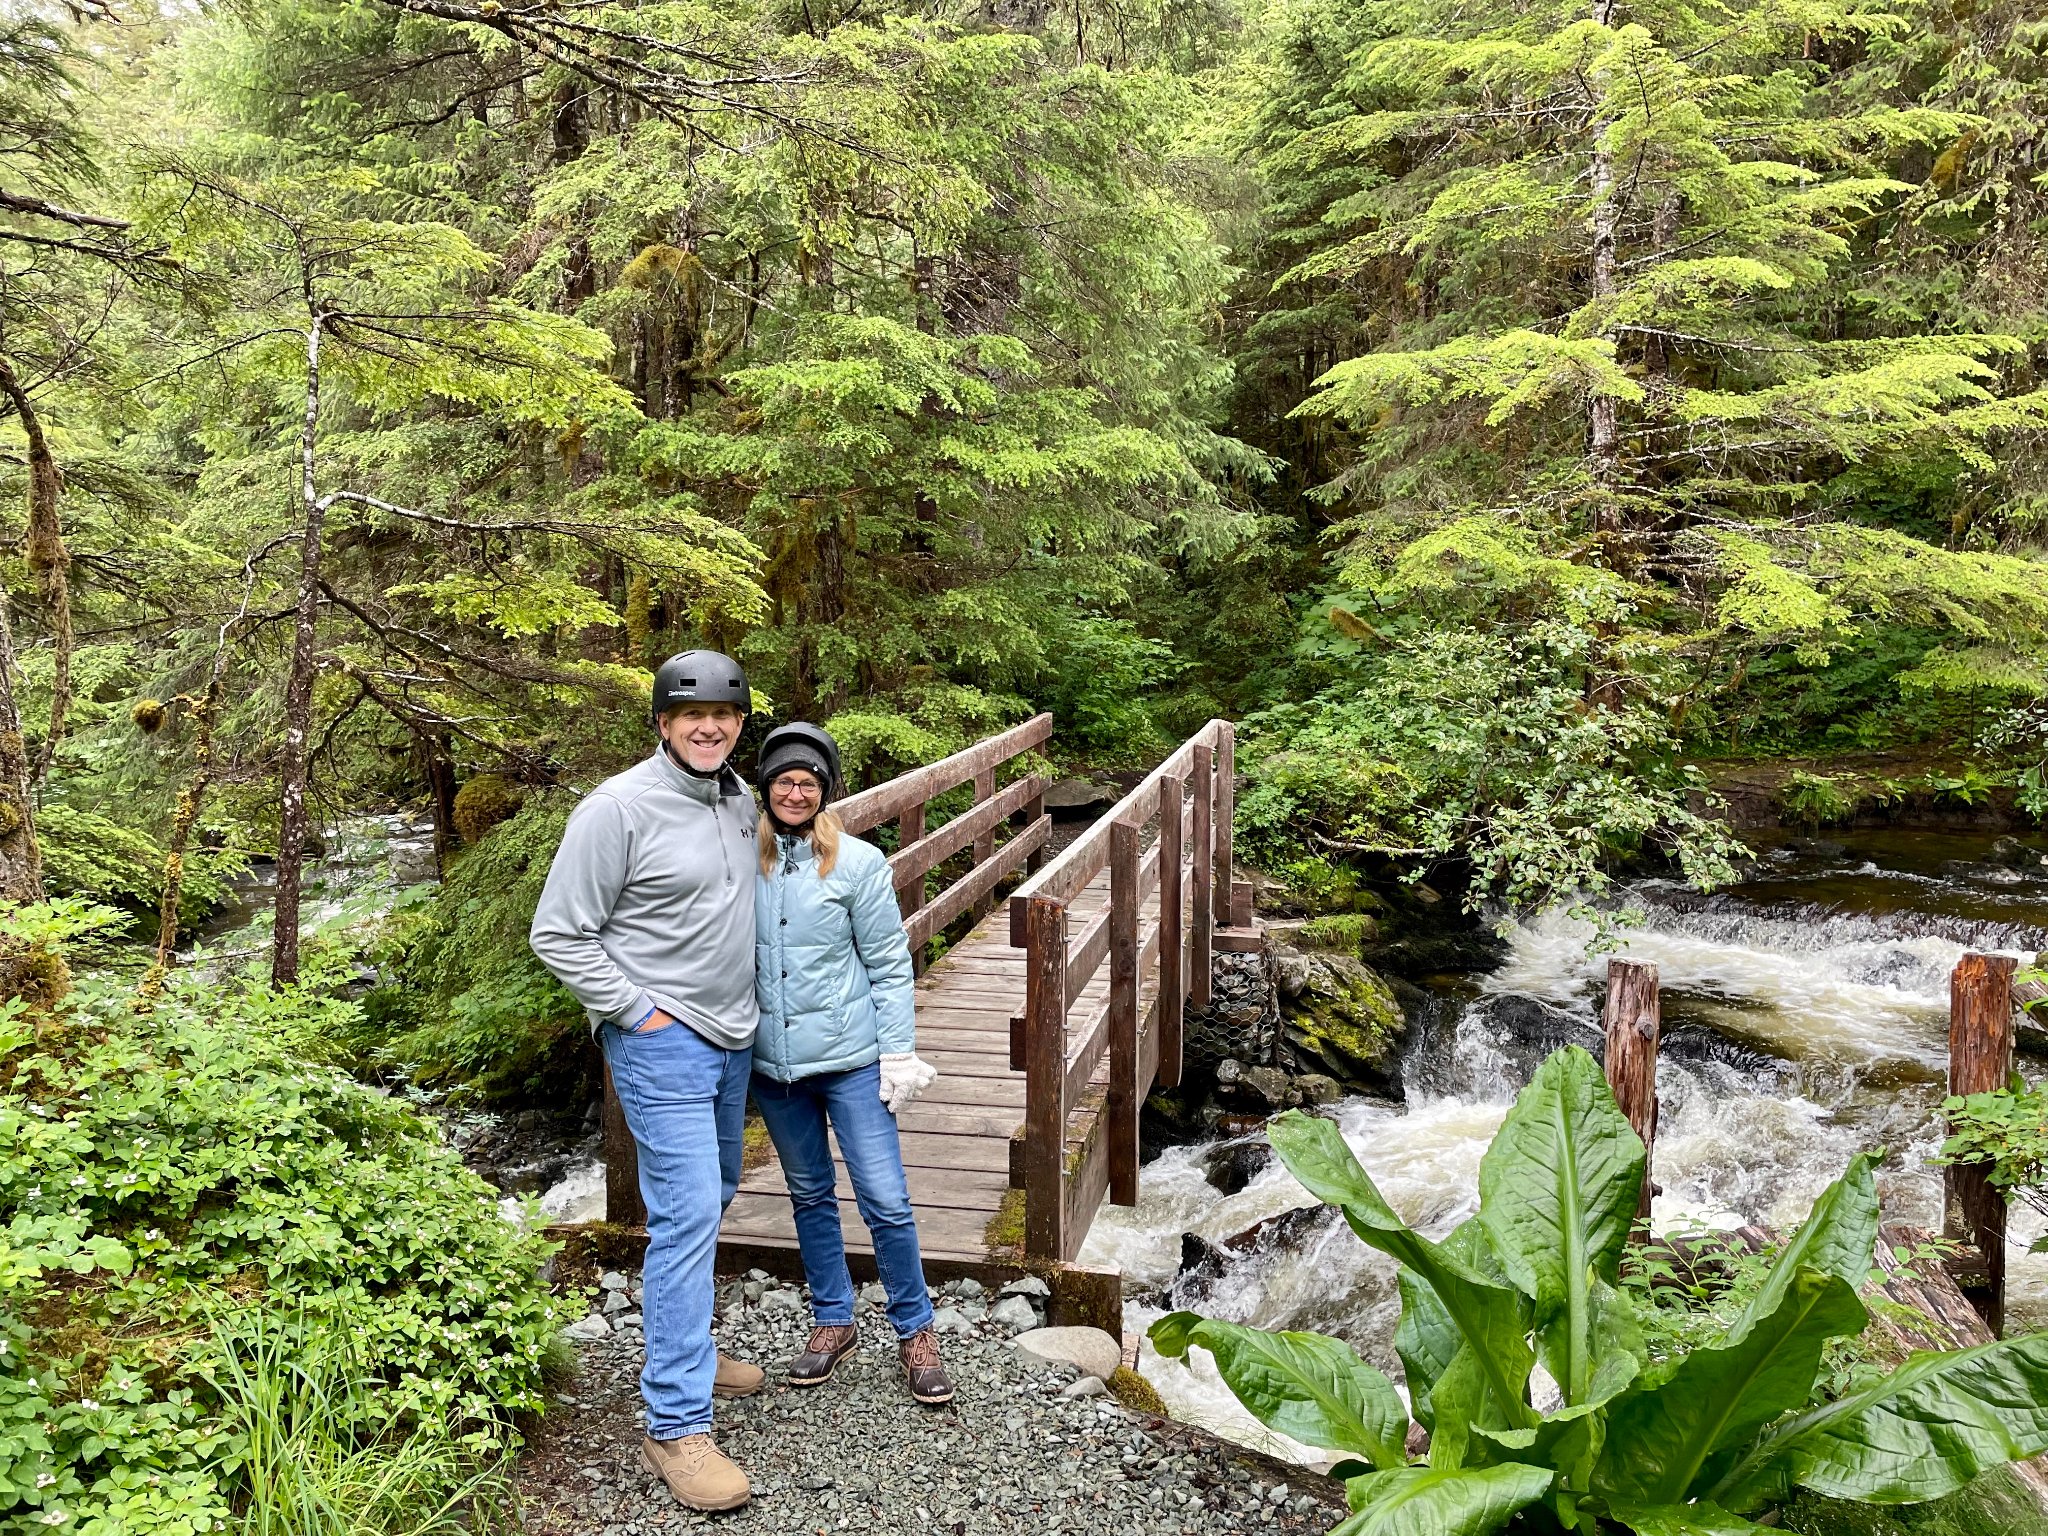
xmin=714 ymin=1352 xmax=765 ymax=1398
xmin=639 ymin=1433 xmax=751 ymax=1510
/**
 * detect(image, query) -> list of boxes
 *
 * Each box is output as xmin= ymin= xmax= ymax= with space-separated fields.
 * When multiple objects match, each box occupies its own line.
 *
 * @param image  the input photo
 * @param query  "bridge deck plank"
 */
xmin=718 ymin=866 xmax=1111 ymax=1275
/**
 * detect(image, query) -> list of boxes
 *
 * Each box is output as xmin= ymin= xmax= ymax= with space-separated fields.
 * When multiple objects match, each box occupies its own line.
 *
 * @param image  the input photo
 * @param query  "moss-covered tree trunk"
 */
xmin=0 ymin=340 xmax=71 ymax=787
xmin=0 ymin=580 xmax=41 ymax=903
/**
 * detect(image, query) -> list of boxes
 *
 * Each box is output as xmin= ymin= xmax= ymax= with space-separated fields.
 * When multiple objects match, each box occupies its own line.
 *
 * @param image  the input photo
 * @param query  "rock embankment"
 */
xmin=519 ymin=1269 xmax=1344 ymax=1534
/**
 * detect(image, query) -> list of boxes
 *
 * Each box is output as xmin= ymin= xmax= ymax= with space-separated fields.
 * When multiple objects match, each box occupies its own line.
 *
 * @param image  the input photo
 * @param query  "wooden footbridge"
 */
xmin=588 ymin=715 xmax=1260 ymax=1308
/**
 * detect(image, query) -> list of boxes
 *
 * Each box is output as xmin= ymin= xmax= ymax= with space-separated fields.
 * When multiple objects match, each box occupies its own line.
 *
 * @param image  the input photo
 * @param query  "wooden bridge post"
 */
xmin=1158 ymin=771 xmax=1185 ymax=1091
xmin=1213 ymin=723 xmax=1235 ymax=928
xmin=969 ymin=766 xmax=997 ymax=920
xmin=602 ymin=1065 xmax=645 ymax=1227
xmin=1108 ymin=813 xmax=1142 ymax=1207
xmin=1603 ymin=959 xmax=1660 ymax=1222
xmin=1947 ymin=950 xmax=2016 ymax=1335
xmin=1190 ymin=742 xmax=1214 ymax=1009
xmin=896 ymin=800 xmax=927 ymax=974
xmin=1022 ymin=894 xmax=1069 ymax=1261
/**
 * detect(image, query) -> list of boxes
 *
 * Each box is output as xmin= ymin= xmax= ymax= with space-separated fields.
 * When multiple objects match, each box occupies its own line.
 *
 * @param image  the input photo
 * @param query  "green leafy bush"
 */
xmin=1153 ymin=1047 xmax=2048 ymax=1534
xmin=378 ymin=796 xmax=588 ymax=1100
xmin=1940 ymin=1081 xmax=2048 ymax=1253
xmin=1238 ymin=624 xmax=1745 ymax=919
xmin=35 ymin=806 xmax=244 ymax=925
xmin=0 ymin=965 xmax=565 ymax=1534
xmin=1778 ymin=771 xmax=1857 ymax=830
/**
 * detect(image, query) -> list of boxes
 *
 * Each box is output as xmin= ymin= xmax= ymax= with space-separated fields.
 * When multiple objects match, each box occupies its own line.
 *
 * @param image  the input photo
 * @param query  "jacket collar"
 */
xmin=775 ymin=832 xmax=817 ymax=867
xmin=650 ymin=745 xmax=746 ymax=805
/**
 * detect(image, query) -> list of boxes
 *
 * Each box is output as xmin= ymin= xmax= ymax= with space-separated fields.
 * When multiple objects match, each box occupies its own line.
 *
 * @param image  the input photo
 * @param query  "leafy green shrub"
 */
xmin=1779 ymin=771 xmax=1857 ymax=830
xmin=1238 ymin=624 xmax=1744 ymax=919
xmin=1940 ymin=1081 xmax=2048 ymax=1253
xmin=1153 ymin=1047 xmax=2048 ymax=1534
xmin=380 ymin=797 xmax=588 ymax=1099
xmin=0 ymin=965 xmax=564 ymax=1534
xmin=35 ymin=806 xmax=244 ymax=924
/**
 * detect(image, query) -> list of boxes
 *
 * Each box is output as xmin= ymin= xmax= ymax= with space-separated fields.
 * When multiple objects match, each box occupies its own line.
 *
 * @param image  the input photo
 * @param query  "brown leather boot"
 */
xmin=899 ymin=1327 xmax=955 ymax=1405
xmin=713 ymin=1352 xmax=765 ymax=1398
xmin=787 ymin=1324 xmax=859 ymax=1386
xmin=639 ymin=1433 xmax=750 ymax=1510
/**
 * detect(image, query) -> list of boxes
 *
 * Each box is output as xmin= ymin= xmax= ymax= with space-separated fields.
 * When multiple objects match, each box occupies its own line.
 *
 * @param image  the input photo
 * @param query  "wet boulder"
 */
xmin=1201 ymin=1135 xmax=1275 ymax=1195
xmin=1281 ymin=951 xmax=1409 ymax=1093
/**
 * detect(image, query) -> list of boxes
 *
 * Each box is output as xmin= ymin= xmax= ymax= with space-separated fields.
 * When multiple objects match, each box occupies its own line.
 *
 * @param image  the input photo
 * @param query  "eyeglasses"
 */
xmin=770 ymin=776 xmax=822 ymax=799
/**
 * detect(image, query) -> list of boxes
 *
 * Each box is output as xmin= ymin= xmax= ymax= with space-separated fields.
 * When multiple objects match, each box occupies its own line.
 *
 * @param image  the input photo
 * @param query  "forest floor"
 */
xmin=514 ymin=1268 xmax=1344 ymax=1535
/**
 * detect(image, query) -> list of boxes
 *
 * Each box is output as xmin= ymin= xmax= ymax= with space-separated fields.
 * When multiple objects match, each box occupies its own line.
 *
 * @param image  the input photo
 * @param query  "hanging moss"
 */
xmin=130 ymin=697 xmax=168 ymax=734
xmin=452 ymin=773 xmax=525 ymax=846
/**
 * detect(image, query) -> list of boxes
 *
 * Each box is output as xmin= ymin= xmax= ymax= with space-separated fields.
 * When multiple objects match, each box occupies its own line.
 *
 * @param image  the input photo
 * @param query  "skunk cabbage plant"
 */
xmin=1151 ymin=1046 xmax=2048 ymax=1534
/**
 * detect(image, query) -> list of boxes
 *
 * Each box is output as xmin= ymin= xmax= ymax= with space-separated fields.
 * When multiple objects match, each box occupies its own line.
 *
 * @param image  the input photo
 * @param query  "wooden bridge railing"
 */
xmin=834 ymin=711 xmax=1055 ymax=965
xmin=603 ymin=712 xmax=1055 ymax=1223
xmin=1006 ymin=719 xmax=1240 ymax=1262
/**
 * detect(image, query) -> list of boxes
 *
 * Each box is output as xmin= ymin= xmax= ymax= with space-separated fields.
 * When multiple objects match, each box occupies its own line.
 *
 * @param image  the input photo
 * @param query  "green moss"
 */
xmin=1285 ymin=957 xmax=1404 ymax=1081
xmin=983 ymin=1188 xmax=1026 ymax=1258
xmin=1776 ymin=1465 xmax=2042 ymax=1536
xmin=1108 ymin=1365 xmax=1166 ymax=1416
xmin=1296 ymin=912 xmax=1382 ymax=952
xmin=453 ymin=773 xmax=525 ymax=846
xmin=742 ymin=1114 xmax=774 ymax=1172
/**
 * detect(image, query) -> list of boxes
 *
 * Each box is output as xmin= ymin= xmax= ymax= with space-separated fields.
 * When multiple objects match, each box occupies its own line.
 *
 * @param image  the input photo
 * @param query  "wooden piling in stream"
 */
xmin=1945 ymin=950 xmax=2017 ymax=1336
xmin=1603 ymin=959 xmax=1661 ymax=1221
xmin=602 ymin=1066 xmax=645 ymax=1227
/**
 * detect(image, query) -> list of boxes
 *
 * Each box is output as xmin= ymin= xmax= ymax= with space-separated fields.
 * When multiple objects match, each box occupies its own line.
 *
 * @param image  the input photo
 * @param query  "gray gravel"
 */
xmin=517 ymin=1272 xmax=1342 ymax=1534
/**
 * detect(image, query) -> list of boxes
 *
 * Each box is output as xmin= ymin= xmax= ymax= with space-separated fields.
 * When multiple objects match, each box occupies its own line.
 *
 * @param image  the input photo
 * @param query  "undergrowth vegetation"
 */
xmin=0 ymin=907 xmax=563 ymax=1534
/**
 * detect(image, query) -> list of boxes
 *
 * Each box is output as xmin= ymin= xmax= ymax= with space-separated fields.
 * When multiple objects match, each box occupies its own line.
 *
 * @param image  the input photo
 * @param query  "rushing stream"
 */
xmin=1083 ymin=830 xmax=2048 ymax=1463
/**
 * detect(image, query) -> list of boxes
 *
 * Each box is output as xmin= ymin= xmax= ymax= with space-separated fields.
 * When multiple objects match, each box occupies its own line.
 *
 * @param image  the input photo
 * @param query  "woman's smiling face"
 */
xmin=768 ymin=769 xmax=822 ymax=822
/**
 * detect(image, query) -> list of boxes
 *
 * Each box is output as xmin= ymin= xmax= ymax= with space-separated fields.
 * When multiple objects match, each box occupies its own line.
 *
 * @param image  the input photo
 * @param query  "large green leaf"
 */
xmin=1396 ymin=1266 xmax=1458 ymax=1433
xmin=1477 ymin=1045 xmax=1645 ymax=1406
xmin=1726 ymin=1152 xmax=1878 ymax=1344
xmin=1710 ymin=1331 xmax=2048 ymax=1509
xmin=1335 ymin=1463 xmax=1555 ymax=1536
xmin=1271 ymin=1111 xmax=1536 ymax=1428
xmin=1604 ymin=1500 xmax=1777 ymax=1534
xmin=1147 ymin=1313 xmax=1409 ymax=1469
xmin=1596 ymin=1265 xmax=1867 ymax=1505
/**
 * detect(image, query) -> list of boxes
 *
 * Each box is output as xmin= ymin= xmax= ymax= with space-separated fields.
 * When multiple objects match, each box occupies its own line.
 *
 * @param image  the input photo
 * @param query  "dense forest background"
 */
xmin=4 ymin=0 xmax=2047 ymax=993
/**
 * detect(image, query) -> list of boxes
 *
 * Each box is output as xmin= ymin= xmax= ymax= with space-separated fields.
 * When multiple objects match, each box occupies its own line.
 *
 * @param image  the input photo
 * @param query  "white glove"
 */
xmin=878 ymin=1052 xmax=938 ymax=1115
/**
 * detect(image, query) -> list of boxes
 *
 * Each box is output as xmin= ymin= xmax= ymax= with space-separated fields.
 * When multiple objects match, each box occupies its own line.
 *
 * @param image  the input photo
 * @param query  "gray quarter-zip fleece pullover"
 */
xmin=529 ymin=749 xmax=760 ymax=1049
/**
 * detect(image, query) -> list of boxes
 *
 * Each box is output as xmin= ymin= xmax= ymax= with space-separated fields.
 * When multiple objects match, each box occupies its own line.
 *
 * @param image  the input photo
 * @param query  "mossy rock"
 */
xmin=0 ymin=935 xmax=70 ymax=1012
xmin=1108 ymin=1365 xmax=1167 ymax=1416
xmin=453 ymin=773 xmax=525 ymax=846
xmin=1283 ymin=953 xmax=1406 ymax=1087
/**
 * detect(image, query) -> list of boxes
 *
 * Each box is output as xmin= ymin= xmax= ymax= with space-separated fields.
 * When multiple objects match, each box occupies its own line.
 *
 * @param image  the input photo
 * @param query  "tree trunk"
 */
xmin=0 ymin=580 xmax=41 ymax=903
xmin=1587 ymin=0 xmax=1621 ymax=531
xmin=0 ymin=347 xmax=71 ymax=786
xmin=272 ymin=315 xmax=328 ymax=989
xmin=144 ymin=653 xmax=229 ymax=991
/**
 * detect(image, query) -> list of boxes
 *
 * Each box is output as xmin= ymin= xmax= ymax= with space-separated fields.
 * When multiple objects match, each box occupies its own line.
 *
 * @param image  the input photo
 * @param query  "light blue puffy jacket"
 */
xmin=752 ymin=829 xmax=916 ymax=1083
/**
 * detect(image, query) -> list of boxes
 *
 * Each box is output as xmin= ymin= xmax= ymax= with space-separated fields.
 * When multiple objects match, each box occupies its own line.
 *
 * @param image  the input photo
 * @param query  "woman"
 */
xmin=748 ymin=722 xmax=953 ymax=1404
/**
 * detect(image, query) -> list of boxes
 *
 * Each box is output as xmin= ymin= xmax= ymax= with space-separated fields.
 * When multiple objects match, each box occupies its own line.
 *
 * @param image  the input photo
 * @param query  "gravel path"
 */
xmin=517 ymin=1271 xmax=1343 ymax=1534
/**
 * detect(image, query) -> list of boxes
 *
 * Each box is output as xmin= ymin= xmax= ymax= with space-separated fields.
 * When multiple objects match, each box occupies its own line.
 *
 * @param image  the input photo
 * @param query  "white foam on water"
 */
xmin=1091 ymin=883 xmax=2045 ymax=1452
xmin=502 ymin=1158 xmax=606 ymax=1227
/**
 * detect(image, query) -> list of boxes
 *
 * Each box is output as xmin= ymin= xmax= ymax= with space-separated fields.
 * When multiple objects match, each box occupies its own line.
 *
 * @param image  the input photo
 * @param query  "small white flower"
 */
xmin=68 ymin=1176 xmax=86 ymax=1188
xmin=39 ymin=1511 xmax=67 ymax=1526
xmin=36 ymin=1473 xmax=54 ymax=1488
xmin=76 ymin=1399 xmax=98 ymax=1412
xmin=24 ymin=1186 xmax=39 ymax=1199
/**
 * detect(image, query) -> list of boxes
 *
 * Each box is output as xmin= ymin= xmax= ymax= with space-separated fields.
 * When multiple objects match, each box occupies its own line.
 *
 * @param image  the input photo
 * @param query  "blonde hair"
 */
xmin=759 ymin=807 xmax=843 ymax=878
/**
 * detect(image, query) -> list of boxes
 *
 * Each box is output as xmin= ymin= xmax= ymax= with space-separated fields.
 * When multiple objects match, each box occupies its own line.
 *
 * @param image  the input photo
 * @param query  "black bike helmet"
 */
xmin=757 ymin=722 xmax=842 ymax=800
xmin=650 ymin=649 xmax=750 ymax=727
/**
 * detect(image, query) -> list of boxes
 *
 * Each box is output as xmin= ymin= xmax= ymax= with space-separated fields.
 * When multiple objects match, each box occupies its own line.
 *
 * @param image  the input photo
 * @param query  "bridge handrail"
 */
xmin=835 ymin=711 xmax=1056 ymax=959
xmin=1007 ymin=718 xmax=1241 ymax=1262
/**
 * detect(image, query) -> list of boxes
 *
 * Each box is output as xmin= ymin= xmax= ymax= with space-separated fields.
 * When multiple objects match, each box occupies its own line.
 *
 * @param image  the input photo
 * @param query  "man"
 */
xmin=530 ymin=649 xmax=763 ymax=1511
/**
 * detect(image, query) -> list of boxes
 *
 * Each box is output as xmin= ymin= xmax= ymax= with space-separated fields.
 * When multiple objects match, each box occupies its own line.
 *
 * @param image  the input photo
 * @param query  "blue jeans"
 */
xmin=600 ymin=1020 xmax=751 ymax=1440
xmin=750 ymin=1062 xmax=935 ymax=1340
